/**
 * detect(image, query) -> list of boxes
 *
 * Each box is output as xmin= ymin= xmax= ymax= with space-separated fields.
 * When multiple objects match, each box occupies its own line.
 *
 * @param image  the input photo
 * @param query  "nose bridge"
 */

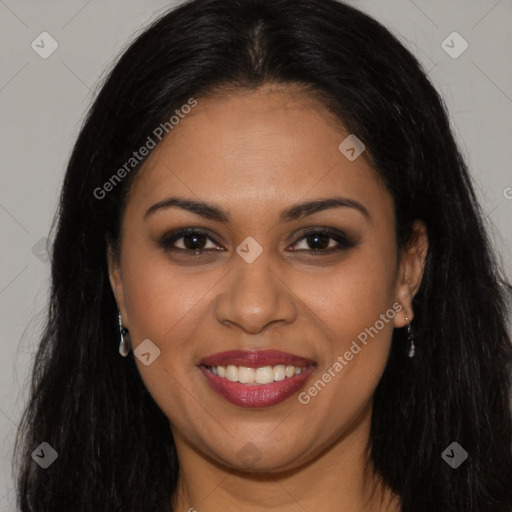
xmin=215 ymin=244 xmax=297 ymax=333
xmin=234 ymin=252 xmax=277 ymax=301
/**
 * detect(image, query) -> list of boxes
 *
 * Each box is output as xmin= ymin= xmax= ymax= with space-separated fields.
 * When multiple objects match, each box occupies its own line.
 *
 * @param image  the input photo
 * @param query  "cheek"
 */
xmin=119 ymin=243 xmax=209 ymax=405
xmin=301 ymin=230 xmax=398 ymax=347
xmin=295 ymin=233 xmax=398 ymax=408
xmin=121 ymin=236 xmax=207 ymax=340
xmin=120 ymin=281 xmax=207 ymax=435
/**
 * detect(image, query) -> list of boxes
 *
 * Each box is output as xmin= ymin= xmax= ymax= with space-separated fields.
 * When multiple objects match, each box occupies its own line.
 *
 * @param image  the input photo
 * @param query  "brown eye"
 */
xmin=290 ymin=228 xmax=357 ymax=254
xmin=302 ymin=232 xmax=333 ymax=250
xmin=179 ymin=233 xmax=208 ymax=250
xmin=160 ymin=228 xmax=222 ymax=254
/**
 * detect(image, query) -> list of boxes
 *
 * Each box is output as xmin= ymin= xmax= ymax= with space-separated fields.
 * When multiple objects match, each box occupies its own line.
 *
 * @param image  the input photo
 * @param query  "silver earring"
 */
xmin=118 ymin=313 xmax=130 ymax=357
xmin=405 ymin=316 xmax=415 ymax=358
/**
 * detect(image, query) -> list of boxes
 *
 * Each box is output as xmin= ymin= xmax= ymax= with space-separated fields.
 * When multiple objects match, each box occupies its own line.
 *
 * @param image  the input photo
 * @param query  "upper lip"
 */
xmin=199 ymin=350 xmax=316 ymax=368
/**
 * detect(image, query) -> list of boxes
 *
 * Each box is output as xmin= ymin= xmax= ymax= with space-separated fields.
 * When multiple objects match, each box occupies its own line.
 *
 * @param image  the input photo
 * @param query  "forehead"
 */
xmin=124 ymin=87 xmax=392 ymax=225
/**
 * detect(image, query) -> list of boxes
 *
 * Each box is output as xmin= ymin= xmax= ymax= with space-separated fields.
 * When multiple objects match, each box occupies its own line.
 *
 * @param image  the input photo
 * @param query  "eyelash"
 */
xmin=159 ymin=227 xmax=357 ymax=256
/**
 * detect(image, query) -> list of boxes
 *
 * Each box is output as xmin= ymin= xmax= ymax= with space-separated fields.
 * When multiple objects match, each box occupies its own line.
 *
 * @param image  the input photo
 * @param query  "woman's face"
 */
xmin=108 ymin=85 xmax=427 ymax=472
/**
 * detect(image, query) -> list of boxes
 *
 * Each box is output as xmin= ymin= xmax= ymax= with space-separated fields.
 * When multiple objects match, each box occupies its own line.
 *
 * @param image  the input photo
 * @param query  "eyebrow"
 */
xmin=144 ymin=196 xmax=371 ymax=223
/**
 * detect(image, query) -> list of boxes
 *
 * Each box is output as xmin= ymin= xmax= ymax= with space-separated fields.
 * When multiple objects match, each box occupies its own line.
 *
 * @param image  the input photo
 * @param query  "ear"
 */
xmin=107 ymin=242 xmax=129 ymax=325
xmin=393 ymin=220 xmax=429 ymax=328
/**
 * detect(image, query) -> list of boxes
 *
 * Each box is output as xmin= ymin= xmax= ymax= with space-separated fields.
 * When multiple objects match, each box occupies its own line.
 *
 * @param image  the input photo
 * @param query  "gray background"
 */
xmin=1 ymin=0 xmax=511 ymax=509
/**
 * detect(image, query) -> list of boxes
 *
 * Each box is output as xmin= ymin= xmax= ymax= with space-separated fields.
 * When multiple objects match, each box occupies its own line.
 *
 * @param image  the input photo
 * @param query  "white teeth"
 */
xmin=207 ymin=364 xmax=309 ymax=384
xmin=255 ymin=366 xmax=274 ymax=384
xmin=238 ymin=366 xmax=255 ymax=383
xmin=273 ymin=364 xmax=286 ymax=381
xmin=226 ymin=365 xmax=238 ymax=382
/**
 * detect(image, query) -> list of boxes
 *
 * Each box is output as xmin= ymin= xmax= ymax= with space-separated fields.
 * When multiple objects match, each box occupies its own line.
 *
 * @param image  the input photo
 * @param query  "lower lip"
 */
xmin=199 ymin=365 xmax=316 ymax=408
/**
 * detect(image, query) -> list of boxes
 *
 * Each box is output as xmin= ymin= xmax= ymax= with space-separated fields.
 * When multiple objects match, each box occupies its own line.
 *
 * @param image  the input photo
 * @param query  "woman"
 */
xmin=14 ymin=0 xmax=512 ymax=510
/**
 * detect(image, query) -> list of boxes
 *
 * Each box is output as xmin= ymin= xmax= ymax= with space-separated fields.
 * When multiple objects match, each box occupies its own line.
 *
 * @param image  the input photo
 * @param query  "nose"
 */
xmin=214 ymin=252 xmax=298 ymax=334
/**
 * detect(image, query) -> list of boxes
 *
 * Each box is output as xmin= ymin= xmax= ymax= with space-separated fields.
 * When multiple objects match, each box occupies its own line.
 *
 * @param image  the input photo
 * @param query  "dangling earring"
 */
xmin=405 ymin=316 xmax=415 ymax=358
xmin=118 ymin=312 xmax=130 ymax=357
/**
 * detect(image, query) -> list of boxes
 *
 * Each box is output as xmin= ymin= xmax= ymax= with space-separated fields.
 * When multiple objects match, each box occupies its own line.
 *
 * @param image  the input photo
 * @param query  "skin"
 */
xmin=108 ymin=84 xmax=428 ymax=512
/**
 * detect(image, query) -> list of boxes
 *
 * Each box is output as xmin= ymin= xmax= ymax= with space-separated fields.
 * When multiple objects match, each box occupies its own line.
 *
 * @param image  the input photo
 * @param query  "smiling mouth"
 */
xmin=197 ymin=349 xmax=317 ymax=408
xmin=199 ymin=364 xmax=316 ymax=407
xmin=202 ymin=363 xmax=314 ymax=385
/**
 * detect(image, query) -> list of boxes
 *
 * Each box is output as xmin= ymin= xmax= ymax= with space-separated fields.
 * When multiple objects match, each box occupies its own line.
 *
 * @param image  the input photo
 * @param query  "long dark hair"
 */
xmin=14 ymin=0 xmax=512 ymax=510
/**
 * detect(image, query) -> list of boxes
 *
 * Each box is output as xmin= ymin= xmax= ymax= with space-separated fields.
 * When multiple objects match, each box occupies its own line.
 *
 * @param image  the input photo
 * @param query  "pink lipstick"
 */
xmin=198 ymin=350 xmax=316 ymax=408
